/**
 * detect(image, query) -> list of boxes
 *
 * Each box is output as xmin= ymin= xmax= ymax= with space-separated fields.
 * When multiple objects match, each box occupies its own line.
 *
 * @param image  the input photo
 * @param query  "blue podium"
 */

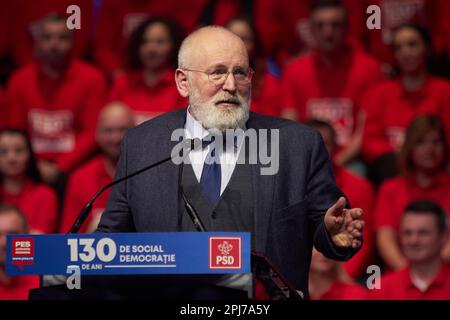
xmin=7 ymin=232 xmax=301 ymax=300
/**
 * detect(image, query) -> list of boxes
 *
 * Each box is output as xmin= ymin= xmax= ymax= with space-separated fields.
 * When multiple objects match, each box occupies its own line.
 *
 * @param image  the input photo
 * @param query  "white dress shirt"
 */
xmin=183 ymin=108 xmax=252 ymax=297
xmin=184 ymin=108 xmax=245 ymax=194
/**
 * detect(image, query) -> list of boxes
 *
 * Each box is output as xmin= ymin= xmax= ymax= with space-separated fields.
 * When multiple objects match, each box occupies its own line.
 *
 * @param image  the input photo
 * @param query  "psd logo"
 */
xmin=11 ymin=238 xmax=35 ymax=270
xmin=209 ymin=237 xmax=241 ymax=269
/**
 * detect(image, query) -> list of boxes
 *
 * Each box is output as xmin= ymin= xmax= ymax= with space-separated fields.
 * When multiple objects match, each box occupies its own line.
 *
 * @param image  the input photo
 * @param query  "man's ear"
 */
xmin=175 ymin=69 xmax=190 ymax=98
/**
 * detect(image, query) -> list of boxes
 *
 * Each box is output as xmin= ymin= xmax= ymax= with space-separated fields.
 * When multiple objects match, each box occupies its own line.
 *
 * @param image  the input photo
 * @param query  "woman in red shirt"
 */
xmin=109 ymin=17 xmax=187 ymax=125
xmin=225 ymin=16 xmax=282 ymax=117
xmin=362 ymin=23 xmax=450 ymax=186
xmin=0 ymin=129 xmax=58 ymax=234
xmin=375 ymin=115 xmax=450 ymax=271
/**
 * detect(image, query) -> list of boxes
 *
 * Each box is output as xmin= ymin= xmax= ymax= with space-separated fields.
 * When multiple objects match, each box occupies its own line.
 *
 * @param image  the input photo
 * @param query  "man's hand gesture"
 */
xmin=324 ymin=197 xmax=364 ymax=248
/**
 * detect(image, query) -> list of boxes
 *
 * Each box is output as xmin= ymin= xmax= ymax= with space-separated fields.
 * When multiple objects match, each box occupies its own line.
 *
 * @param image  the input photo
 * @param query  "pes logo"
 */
xmin=209 ymin=237 xmax=241 ymax=269
xmin=11 ymin=238 xmax=35 ymax=270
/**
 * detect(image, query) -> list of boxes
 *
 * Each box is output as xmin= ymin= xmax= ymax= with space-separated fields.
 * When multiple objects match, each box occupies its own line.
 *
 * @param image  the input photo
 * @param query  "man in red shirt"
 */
xmin=6 ymin=13 xmax=107 ymax=185
xmin=9 ymin=0 xmax=93 ymax=66
xmin=254 ymin=0 xmax=367 ymax=67
xmin=307 ymin=119 xmax=376 ymax=278
xmin=0 ymin=205 xmax=39 ymax=300
xmin=374 ymin=200 xmax=450 ymax=300
xmin=60 ymin=102 xmax=134 ymax=233
xmin=281 ymin=0 xmax=382 ymax=167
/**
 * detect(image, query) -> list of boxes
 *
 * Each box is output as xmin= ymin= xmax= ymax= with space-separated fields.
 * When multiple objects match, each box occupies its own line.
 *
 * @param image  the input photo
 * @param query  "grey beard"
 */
xmin=189 ymin=94 xmax=251 ymax=131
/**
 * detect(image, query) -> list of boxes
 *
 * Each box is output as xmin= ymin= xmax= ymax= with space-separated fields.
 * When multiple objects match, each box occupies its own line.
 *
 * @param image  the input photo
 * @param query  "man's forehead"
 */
xmin=40 ymin=21 xmax=72 ymax=35
xmin=192 ymin=48 xmax=247 ymax=69
xmin=311 ymin=7 xmax=347 ymax=22
xmin=401 ymin=213 xmax=438 ymax=228
xmin=185 ymin=30 xmax=248 ymax=68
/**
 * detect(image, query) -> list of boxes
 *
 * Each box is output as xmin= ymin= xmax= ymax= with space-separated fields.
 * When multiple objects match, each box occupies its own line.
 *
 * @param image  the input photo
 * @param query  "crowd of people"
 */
xmin=0 ymin=0 xmax=449 ymax=300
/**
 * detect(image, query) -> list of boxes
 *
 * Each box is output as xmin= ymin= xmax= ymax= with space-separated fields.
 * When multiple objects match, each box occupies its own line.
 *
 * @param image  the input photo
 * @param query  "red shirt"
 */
xmin=0 ymin=180 xmax=59 ymax=234
xmin=365 ymin=0 xmax=438 ymax=67
xmin=362 ymin=76 xmax=450 ymax=162
xmin=109 ymin=69 xmax=186 ymax=124
xmin=374 ymin=264 xmax=450 ymax=300
xmin=0 ymin=86 xmax=5 ymax=130
xmin=434 ymin=0 xmax=450 ymax=54
xmin=250 ymin=72 xmax=282 ymax=117
xmin=282 ymin=48 xmax=382 ymax=149
xmin=207 ymin=0 xmax=242 ymax=26
xmin=316 ymin=281 xmax=369 ymax=300
xmin=374 ymin=173 xmax=450 ymax=232
xmin=60 ymin=155 xmax=113 ymax=233
xmin=334 ymin=166 xmax=376 ymax=278
xmin=0 ymin=276 xmax=39 ymax=300
xmin=254 ymin=0 xmax=367 ymax=66
xmin=5 ymin=60 xmax=107 ymax=172
xmin=0 ymin=1 xmax=11 ymax=60
xmin=9 ymin=0 xmax=93 ymax=66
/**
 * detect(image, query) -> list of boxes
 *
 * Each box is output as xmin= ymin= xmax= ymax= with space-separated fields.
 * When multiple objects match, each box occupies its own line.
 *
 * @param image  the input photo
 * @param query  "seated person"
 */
xmin=60 ymin=102 xmax=134 ymax=233
xmin=5 ymin=13 xmax=107 ymax=185
xmin=0 ymin=205 xmax=39 ymax=300
xmin=375 ymin=115 xmax=450 ymax=271
xmin=362 ymin=24 xmax=450 ymax=186
xmin=225 ymin=16 xmax=281 ymax=117
xmin=0 ymin=129 xmax=58 ymax=234
xmin=109 ymin=17 xmax=187 ymax=125
xmin=281 ymin=0 xmax=382 ymax=167
xmin=374 ymin=200 xmax=450 ymax=300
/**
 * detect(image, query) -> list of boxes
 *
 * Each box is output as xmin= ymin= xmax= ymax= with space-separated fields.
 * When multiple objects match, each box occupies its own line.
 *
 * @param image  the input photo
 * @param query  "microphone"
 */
xmin=68 ymin=138 xmax=201 ymax=234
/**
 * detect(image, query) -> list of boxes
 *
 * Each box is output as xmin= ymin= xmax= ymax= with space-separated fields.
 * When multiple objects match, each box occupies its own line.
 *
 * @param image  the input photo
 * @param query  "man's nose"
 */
xmin=221 ymin=72 xmax=237 ymax=93
xmin=407 ymin=234 xmax=420 ymax=245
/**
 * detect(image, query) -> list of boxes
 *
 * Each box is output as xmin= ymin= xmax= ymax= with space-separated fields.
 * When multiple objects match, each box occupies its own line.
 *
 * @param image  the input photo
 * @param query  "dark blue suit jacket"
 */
xmin=97 ymin=108 xmax=358 ymax=297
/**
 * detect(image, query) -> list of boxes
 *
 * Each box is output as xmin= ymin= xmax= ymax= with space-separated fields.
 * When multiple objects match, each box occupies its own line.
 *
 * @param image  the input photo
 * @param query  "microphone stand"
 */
xmin=68 ymin=139 xmax=198 ymax=234
xmin=180 ymin=174 xmax=303 ymax=300
xmin=69 ymin=155 xmax=173 ymax=234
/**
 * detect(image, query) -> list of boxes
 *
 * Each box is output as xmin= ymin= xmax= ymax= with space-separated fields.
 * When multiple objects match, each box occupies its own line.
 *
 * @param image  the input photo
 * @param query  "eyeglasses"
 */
xmin=182 ymin=67 xmax=254 ymax=86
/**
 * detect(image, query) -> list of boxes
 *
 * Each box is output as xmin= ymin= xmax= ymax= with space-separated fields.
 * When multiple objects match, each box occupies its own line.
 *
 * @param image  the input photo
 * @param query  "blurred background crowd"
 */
xmin=0 ymin=0 xmax=449 ymax=300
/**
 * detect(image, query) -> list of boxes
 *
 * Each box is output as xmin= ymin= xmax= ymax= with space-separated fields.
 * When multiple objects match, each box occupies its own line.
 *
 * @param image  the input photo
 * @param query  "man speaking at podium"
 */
xmin=96 ymin=26 xmax=364 ymax=299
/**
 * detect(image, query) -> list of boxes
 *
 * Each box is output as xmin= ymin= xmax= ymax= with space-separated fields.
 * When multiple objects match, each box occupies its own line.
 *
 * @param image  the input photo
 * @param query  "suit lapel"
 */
xmin=153 ymin=108 xmax=187 ymax=230
xmin=247 ymin=114 xmax=276 ymax=253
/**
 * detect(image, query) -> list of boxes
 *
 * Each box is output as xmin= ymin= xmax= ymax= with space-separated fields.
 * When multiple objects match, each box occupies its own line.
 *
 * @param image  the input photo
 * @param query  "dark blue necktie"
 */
xmin=200 ymin=137 xmax=221 ymax=205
